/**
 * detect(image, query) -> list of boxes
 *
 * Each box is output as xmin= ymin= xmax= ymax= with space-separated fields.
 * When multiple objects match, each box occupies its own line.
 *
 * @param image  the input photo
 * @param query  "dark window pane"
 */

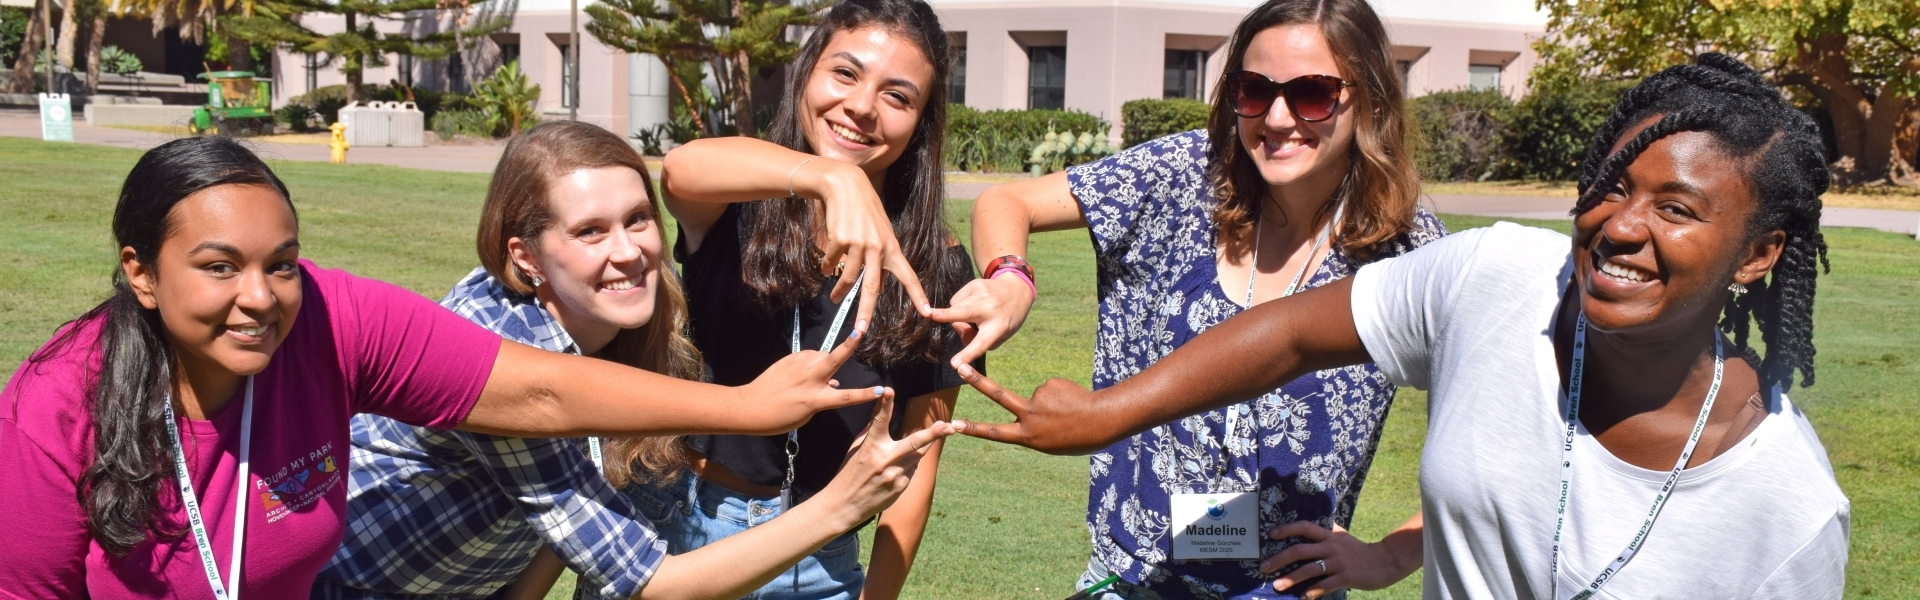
xmin=1163 ymin=49 xmax=1205 ymax=99
xmin=1027 ymin=45 xmax=1065 ymax=109
xmin=950 ymin=45 xmax=967 ymax=105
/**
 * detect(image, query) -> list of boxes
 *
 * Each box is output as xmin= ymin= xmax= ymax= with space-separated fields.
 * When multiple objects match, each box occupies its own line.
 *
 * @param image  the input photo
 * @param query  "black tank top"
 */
xmin=675 ymin=205 xmax=976 ymax=505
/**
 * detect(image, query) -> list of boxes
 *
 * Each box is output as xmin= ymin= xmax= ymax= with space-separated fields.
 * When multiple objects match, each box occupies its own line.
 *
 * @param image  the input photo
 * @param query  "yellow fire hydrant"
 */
xmin=328 ymin=122 xmax=350 ymax=164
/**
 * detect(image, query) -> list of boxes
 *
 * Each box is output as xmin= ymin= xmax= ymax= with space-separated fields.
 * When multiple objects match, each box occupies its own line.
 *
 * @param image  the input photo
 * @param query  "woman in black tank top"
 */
xmin=637 ymin=1 xmax=978 ymax=598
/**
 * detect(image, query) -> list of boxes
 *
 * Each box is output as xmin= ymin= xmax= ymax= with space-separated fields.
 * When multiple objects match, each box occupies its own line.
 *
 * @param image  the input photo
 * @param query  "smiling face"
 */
xmin=800 ymin=25 xmax=934 ymax=182
xmin=509 ymin=167 xmax=663 ymax=354
xmin=1573 ymin=119 xmax=1786 ymax=336
xmin=125 ymin=184 xmax=303 ymax=383
xmin=1236 ymin=24 xmax=1358 ymax=202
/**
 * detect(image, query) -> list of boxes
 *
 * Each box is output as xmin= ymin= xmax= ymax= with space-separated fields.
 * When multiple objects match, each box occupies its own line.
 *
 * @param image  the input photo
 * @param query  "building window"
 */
xmin=449 ymin=53 xmax=466 ymax=93
xmin=949 ymin=45 xmax=967 ymax=105
xmin=399 ymin=55 xmax=414 ymax=87
xmin=559 ymin=43 xmax=577 ymax=108
xmin=500 ymin=42 xmax=521 ymax=67
xmin=1468 ymin=64 xmax=1501 ymax=92
xmin=1164 ymin=49 xmax=1206 ymax=100
xmin=1027 ymin=45 xmax=1065 ymax=109
xmin=305 ymin=54 xmax=318 ymax=92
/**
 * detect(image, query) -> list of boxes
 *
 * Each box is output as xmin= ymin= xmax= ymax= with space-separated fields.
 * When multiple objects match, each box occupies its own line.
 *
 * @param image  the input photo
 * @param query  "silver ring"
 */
xmin=1315 ymin=559 xmax=1328 ymax=575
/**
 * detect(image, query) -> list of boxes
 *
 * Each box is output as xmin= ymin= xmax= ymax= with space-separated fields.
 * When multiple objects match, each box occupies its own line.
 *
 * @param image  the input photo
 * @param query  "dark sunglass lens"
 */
xmin=1284 ymin=76 xmax=1341 ymax=121
xmin=1230 ymin=73 xmax=1278 ymax=117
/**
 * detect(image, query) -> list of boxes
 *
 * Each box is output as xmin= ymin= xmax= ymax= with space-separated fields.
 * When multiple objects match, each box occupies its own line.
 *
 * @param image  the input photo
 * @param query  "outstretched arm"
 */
xmin=661 ymin=136 xmax=930 ymax=326
xmin=461 ymin=323 xmax=884 ymax=438
xmin=929 ymin=171 xmax=1087 ymax=367
xmin=955 ymin=277 xmax=1372 ymax=454
xmin=637 ymin=392 xmax=955 ymax=600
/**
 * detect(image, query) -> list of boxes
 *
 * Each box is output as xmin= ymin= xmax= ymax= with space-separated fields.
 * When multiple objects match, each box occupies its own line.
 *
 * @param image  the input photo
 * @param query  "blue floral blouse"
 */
xmin=1066 ymin=130 xmax=1447 ymax=599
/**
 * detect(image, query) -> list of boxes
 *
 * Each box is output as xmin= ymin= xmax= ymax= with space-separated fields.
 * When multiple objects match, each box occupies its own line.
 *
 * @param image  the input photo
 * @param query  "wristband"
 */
xmin=787 ymin=157 xmax=815 ymax=199
xmin=981 ymin=254 xmax=1034 ymax=282
xmin=988 ymin=265 xmax=1037 ymax=299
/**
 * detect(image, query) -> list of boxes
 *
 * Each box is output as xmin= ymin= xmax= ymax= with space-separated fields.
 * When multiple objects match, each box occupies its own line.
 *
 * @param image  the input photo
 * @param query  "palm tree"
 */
xmin=222 ymin=0 xmax=505 ymax=101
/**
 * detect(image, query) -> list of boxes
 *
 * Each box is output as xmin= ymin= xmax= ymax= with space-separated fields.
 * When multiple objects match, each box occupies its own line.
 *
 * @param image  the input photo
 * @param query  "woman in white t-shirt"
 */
xmin=950 ymin=54 xmax=1849 ymax=599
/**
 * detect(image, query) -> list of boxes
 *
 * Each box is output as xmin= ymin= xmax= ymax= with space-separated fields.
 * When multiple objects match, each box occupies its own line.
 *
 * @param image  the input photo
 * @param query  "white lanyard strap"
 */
xmin=164 ymin=377 xmax=254 ymax=600
xmin=1218 ymin=202 xmax=1343 ymax=484
xmin=1551 ymin=314 xmax=1723 ymax=599
xmin=780 ymin=268 xmax=865 ymax=507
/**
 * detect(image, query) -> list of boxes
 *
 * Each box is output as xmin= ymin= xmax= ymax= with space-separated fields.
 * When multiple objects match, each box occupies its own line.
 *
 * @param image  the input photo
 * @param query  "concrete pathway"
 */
xmin=8 ymin=108 xmax=1916 ymax=236
xmin=0 ymin=108 xmax=505 ymax=173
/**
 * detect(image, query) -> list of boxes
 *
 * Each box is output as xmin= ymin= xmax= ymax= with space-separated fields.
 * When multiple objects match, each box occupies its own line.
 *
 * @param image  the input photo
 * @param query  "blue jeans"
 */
xmin=624 ymin=469 xmax=864 ymax=600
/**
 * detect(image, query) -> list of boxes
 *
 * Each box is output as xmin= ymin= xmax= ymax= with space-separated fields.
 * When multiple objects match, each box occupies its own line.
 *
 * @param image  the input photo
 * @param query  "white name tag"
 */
xmin=1170 ymin=492 xmax=1260 ymax=560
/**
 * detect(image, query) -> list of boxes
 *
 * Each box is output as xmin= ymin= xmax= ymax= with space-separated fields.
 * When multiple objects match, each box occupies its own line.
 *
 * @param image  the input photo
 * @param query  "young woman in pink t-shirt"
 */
xmin=0 ymin=136 xmax=953 ymax=599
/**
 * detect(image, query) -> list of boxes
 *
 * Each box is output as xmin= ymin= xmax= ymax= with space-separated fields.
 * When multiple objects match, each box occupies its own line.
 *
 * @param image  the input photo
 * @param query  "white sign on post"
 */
xmin=39 ymin=93 xmax=73 ymax=142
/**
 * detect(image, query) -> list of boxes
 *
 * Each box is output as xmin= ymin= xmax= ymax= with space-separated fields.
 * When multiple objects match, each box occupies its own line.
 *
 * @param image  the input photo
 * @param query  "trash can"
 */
xmin=390 ymin=102 xmax=424 ymax=147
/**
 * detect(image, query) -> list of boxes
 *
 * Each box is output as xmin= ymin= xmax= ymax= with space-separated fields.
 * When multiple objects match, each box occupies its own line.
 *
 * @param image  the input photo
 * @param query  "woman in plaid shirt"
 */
xmin=314 ymin=122 xmax=946 ymax=599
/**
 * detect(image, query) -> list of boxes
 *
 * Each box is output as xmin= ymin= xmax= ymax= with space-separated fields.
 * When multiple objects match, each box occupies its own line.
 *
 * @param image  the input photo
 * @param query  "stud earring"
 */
xmin=1727 ymin=281 xmax=1747 ymax=294
xmin=531 ymin=275 xmax=544 ymax=287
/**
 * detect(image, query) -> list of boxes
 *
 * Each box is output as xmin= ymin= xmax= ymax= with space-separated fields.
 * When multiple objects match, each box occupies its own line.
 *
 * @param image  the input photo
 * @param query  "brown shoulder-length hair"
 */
xmin=1206 ymin=0 xmax=1420 ymax=260
xmin=477 ymin=121 xmax=702 ymax=487
xmin=736 ymin=0 xmax=971 ymax=367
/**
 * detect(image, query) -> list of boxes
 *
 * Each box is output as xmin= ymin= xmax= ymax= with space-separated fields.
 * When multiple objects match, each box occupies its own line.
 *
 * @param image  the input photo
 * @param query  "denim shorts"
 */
xmin=623 ymin=469 xmax=864 ymax=600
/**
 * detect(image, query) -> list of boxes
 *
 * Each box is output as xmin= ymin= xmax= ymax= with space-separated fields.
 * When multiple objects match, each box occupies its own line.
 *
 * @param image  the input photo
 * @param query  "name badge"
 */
xmin=1170 ymin=492 xmax=1259 ymax=560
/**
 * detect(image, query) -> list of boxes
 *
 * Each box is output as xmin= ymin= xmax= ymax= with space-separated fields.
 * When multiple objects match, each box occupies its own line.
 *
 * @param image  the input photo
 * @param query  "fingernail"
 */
xmin=872 ymin=386 xmax=885 ymax=396
xmin=955 ymin=364 xmax=975 ymax=378
xmin=1268 ymin=527 xmax=1281 ymax=537
xmin=856 ymin=319 xmax=869 ymax=331
xmin=850 ymin=329 xmax=862 ymax=340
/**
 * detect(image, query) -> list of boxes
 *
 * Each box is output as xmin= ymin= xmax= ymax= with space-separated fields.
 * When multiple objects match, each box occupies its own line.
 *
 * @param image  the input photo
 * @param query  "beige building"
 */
xmin=930 ymin=0 xmax=1545 ymax=134
xmin=270 ymin=0 xmax=1543 ymax=140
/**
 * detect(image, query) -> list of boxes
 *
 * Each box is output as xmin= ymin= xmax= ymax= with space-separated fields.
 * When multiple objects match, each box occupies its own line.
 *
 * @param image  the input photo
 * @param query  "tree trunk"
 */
xmin=85 ymin=12 xmax=104 ymax=92
xmin=54 ymin=0 xmax=75 ymax=69
xmin=344 ymin=13 xmax=360 ymax=101
xmin=725 ymin=0 xmax=752 ymax=137
xmin=226 ymin=33 xmax=256 ymax=73
xmin=663 ymin=58 xmax=706 ymax=134
xmin=1782 ymin=33 xmax=1915 ymax=185
xmin=9 ymin=0 xmax=47 ymax=93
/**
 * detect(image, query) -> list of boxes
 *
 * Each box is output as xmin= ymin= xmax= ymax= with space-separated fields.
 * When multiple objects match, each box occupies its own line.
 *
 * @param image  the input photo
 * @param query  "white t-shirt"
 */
xmin=1349 ymin=222 xmax=1850 ymax=599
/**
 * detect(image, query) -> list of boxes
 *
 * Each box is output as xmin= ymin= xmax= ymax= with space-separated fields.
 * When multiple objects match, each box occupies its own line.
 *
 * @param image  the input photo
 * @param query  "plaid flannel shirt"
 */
xmin=317 ymin=267 xmax=666 ymax=599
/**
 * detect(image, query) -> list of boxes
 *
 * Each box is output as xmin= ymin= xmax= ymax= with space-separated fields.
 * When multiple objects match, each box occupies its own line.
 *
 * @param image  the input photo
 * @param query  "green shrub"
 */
xmin=287 ymin=85 xmax=354 ymax=126
xmin=430 ymin=109 xmax=492 ymax=141
xmin=275 ymin=103 xmax=319 ymax=131
xmin=470 ymin=61 xmax=542 ymax=137
xmin=1121 ymin=98 xmax=1210 ymax=148
xmin=0 ymin=7 xmax=25 ymax=66
xmin=946 ymin=105 xmax=1108 ymax=173
xmin=1499 ymin=81 xmax=1632 ymax=181
xmin=1027 ymin=126 xmax=1115 ymax=176
xmin=100 ymin=46 xmax=143 ymax=75
xmin=1409 ymin=88 xmax=1513 ymax=182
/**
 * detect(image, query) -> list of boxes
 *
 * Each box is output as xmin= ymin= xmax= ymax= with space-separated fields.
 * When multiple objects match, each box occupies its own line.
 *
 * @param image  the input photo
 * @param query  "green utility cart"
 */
xmin=189 ymin=71 xmax=273 ymax=136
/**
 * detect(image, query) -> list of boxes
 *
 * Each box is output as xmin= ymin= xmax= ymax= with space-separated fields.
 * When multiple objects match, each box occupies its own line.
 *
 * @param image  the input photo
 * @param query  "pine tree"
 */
xmin=586 ymin=0 xmax=823 ymax=138
xmin=222 ymin=0 xmax=505 ymax=101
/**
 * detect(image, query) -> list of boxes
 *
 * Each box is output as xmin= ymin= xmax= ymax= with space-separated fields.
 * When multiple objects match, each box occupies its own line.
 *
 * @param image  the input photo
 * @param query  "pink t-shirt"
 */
xmin=0 ymin=261 xmax=502 ymax=599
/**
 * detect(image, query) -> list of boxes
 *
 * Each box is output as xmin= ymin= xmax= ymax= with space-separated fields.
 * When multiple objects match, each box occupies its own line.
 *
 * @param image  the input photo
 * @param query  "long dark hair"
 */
xmin=478 ymin=121 xmax=703 ymax=486
xmin=1204 ymin=0 xmax=1420 ymax=261
xmin=30 ymin=137 xmax=294 ymax=556
xmin=737 ymin=0 xmax=969 ymax=366
xmin=1571 ymin=53 xmax=1830 ymax=390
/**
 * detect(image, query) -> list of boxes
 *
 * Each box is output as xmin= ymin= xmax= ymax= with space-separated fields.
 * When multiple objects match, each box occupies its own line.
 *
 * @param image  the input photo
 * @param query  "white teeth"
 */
xmin=1599 ymin=260 xmax=1650 ymax=283
xmin=602 ymin=278 xmax=638 ymax=291
xmin=1273 ymin=138 xmax=1305 ymax=151
xmin=232 ymin=325 xmax=263 ymax=337
xmin=830 ymin=123 xmax=872 ymax=144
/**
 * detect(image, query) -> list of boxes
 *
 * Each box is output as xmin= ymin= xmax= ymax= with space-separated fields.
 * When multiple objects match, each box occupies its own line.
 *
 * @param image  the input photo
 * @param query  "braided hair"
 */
xmin=1572 ymin=53 xmax=1831 ymax=390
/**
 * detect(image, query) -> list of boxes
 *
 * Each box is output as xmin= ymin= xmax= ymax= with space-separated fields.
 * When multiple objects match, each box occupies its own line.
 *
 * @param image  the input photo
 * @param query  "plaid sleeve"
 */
xmin=454 ymin=432 xmax=668 ymax=599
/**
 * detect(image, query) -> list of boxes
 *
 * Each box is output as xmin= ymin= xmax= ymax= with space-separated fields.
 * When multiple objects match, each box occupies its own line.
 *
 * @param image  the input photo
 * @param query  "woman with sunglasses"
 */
xmin=930 ymin=0 xmax=1442 ymax=597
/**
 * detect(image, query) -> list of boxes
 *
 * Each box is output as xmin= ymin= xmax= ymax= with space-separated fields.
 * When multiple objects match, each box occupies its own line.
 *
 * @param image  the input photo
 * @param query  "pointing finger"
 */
xmin=955 ymin=363 xmax=1027 ymax=415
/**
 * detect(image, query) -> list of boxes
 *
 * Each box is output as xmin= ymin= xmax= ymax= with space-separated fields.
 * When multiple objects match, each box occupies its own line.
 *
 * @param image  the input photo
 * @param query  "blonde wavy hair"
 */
xmin=477 ymin=121 xmax=703 ymax=486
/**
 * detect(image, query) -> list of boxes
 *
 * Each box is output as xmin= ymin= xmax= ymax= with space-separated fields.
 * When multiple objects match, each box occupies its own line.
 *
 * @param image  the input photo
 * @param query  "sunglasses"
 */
xmin=1223 ymin=71 xmax=1352 ymax=122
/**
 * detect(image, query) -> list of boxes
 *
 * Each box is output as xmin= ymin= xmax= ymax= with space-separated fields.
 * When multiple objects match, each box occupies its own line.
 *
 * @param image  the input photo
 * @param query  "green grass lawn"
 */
xmin=3 ymin=137 xmax=1915 ymax=598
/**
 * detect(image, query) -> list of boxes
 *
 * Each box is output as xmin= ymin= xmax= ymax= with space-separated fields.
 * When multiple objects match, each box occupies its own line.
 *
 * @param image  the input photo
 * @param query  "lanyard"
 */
xmin=781 ymin=268 xmax=865 ymax=508
xmin=1551 ymin=314 xmax=1723 ymax=599
xmin=1216 ymin=202 xmax=1343 ymax=485
xmin=163 ymin=376 xmax=255 ymax=600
